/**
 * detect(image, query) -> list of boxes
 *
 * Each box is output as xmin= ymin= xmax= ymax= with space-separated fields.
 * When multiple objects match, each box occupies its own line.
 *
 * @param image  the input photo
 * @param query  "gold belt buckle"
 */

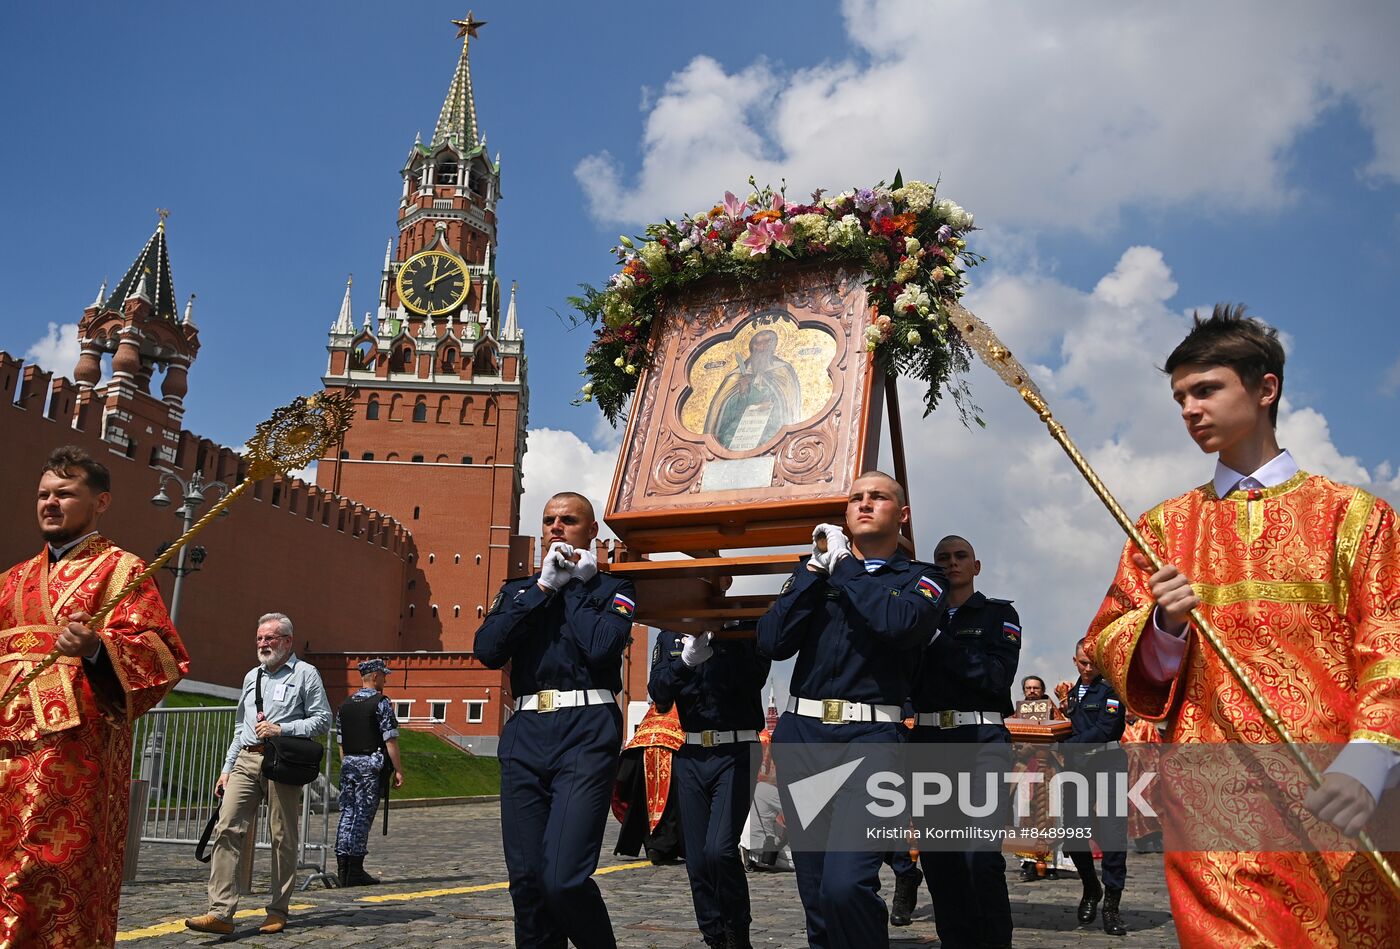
xmin=701 ymin=729 xmax=717 ymax=748
xmin=537 ymin=689 xmax=558 ymax=713
xmin=939 ymin=710 xmax=957 ymax=729
xmin=821 ymin=699 xmax=846 ymax=724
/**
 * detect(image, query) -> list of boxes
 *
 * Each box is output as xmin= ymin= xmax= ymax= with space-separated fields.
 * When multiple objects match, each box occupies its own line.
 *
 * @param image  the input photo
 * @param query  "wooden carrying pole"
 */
xmin=947 ymin=300 xmax=1400 ymax=899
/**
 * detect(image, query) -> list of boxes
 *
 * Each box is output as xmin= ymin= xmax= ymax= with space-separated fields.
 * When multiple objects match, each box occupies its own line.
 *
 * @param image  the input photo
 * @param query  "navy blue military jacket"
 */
xmin=910 ymin=591 xmax=1021 ymax=716
xmin=648 ymin=631 xmax=771 ymax=733
xmin=1064 ymin=675 xmax=1127 ymax=745
xmin=756 ymin=549 xmax=946 ymax=706
xmin=474 ymin=571 xmax=636 ymax=697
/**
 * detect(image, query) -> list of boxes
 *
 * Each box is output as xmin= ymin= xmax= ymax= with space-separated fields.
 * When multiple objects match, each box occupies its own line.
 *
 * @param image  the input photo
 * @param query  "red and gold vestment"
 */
xmin=1088 ymin=472 xmax=1400 ymax=948
xmin=0 ymin=536 xmax=188 ymax=948
xmin=624 ymin=704 xmax=685 ymax=831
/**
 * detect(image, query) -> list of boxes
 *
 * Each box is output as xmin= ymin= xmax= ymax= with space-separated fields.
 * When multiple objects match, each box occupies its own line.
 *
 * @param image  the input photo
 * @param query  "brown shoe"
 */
xmin=259 ymin=912 xmax=287 ymax=934
xmin=185 ymin=914 xmax=234 ymax=935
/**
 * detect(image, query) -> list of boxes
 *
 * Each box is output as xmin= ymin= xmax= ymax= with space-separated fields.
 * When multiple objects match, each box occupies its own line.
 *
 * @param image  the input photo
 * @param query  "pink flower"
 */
xmin=739 ymin=220 xmax=793 ymax=255
xmin=723 ymin=191 xmax=749 ymax=221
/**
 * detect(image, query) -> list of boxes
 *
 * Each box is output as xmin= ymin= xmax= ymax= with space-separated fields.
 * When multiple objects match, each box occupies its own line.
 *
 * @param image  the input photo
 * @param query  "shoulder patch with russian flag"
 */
xmin=916 ymin=575 xmax=943 ymax=600
xmin=612 ymin=592 xmax=636 ymax=618
xmin=1106 ymin=698 xmax=1120 ymax=714
xmin=1002 ymin=621 xmax=1022 ymax=643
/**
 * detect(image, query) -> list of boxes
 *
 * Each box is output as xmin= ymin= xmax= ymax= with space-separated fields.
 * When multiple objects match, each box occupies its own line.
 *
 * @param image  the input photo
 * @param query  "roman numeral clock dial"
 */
xmin=395 ymin=250 xmax=470 ymax=316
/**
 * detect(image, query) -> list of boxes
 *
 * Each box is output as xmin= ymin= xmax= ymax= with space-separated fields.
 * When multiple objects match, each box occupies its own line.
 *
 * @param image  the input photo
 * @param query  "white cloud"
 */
xmin=23 ymin=322 xmax=80 ymax=375
xmin=576 ymin=0 xmax=1400 ymax=230
xmin=1382 ymin=355 xmax=1400 ymax=396
xmin=519 ymin=427 xmax=622 ymax=540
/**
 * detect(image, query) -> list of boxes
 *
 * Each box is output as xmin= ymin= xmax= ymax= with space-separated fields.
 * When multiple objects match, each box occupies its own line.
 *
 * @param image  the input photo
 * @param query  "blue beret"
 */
xmin=358 ymin=658 xmax=391 ymax=676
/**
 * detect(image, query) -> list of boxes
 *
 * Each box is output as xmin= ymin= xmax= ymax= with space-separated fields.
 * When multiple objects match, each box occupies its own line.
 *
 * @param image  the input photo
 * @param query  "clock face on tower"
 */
xmin=396 ymin=250 xmax=470 ymax=315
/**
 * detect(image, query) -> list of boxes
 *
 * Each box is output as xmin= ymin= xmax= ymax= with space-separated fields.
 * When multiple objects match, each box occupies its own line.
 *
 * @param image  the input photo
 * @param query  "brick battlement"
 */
xmin=0 ymin=349 xmax=414 ymax=687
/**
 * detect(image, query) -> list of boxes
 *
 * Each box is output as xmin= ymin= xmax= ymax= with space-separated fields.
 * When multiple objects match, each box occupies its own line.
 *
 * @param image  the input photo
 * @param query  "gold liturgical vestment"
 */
xmin=0 ymin=536 xmax=188 ymax=948
xmin=1089 ymin=472 xmax=1400 ymax=949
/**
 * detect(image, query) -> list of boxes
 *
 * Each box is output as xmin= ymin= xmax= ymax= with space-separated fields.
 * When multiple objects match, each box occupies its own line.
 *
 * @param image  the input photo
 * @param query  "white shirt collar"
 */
xmin=1213 ymin=449 xmax=1299 ymax=498
xmin=48 ymin=530 xmax=100 ymax=562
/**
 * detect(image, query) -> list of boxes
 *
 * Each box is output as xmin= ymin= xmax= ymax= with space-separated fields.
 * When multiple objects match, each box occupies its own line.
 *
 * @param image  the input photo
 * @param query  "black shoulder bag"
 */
xmin=256 ymin=668 xmax=325 ymax=786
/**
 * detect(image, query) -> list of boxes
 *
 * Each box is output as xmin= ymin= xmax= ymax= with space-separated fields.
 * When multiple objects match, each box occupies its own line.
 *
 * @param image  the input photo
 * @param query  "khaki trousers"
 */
xmin=207 ymin=749 xmax=302 ymax=918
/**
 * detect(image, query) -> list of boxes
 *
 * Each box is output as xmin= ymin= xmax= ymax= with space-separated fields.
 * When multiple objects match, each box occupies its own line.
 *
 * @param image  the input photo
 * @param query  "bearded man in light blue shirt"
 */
xmin=186 ymin=612 xmax=331 ymax=936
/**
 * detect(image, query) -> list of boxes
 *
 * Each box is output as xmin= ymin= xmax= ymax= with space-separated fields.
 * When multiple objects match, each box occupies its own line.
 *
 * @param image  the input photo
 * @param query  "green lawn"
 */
xmin=152 ymin=690 xmax=500 ymax=799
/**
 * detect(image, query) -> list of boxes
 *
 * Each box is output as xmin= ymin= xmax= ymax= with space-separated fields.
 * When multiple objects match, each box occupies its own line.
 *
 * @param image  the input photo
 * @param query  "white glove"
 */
xmin=813 ymin=524 xmax=851 ymax=569
xmin=574 ymin=546 xmax=599 ymax=583
xmin=538 ymin=542 xmax=577 ymax=591
xmin=680 ymin=632 xmax=714 ymax=668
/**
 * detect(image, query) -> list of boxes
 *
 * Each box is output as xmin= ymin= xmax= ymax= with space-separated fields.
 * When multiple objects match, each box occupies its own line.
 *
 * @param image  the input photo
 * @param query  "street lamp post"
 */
xmin=139 ymin=470 xmax=231 ymax=791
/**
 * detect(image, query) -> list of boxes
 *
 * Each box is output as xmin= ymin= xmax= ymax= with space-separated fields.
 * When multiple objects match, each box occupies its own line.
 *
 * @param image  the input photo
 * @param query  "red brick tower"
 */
xmin=73 ymin=214 xmax=200 ymax=466
xmin=317 ymin=13 xmax=531 ymax=656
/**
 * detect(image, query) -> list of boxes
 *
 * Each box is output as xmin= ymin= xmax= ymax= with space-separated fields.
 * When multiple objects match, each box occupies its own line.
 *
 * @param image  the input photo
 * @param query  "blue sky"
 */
xmin=3 ymin=2 xmax=1398 ymax=695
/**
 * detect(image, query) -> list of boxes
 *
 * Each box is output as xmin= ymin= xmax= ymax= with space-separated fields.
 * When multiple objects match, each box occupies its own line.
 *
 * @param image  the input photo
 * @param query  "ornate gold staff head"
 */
xmin=244 ymin=391 xmax=356 ymax=480
xmin=946 ymin=302 xmax=1052 ymax=420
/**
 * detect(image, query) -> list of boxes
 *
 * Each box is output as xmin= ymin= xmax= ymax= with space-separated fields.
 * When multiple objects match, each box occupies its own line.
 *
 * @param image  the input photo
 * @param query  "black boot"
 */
xmin=336 ymin=854 xmax=349 ymax=887
xmin=723 ymin=925 xmax=754 ymax=949
xmin=1020 ymin=860 xmax=1038 ymax=882
xmin=1102 ymin=887 xmax=1126 ymax=936
xmin=889 ymin=866 xmax=922 ymax=926
xmin=345 ymin=855 xmax=380 ymax=886
xmin=1077 ymin=874 xmax=1103 ymax=924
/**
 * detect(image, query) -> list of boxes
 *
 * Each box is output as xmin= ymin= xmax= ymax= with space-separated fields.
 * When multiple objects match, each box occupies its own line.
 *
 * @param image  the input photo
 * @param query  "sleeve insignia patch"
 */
xmin=489 ymin=591 xmax=504 ymax=614
xmin=612 ymin=592 xmax=636 ymax=617
xmin=1002 ymin=621 xmax=1022 ymax=643
xmin=917 ymin=576 xmax=943 ymax=600
xmin=782 ymin=575 xmax=795 ymax=595
xmin=1106 ymin=698 xmax=1120 ymax=714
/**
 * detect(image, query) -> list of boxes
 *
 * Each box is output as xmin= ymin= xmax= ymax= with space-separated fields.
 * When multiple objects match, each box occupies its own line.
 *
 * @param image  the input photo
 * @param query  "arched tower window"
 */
xmin=361 ymin=451 xmax=374 ymax=461
xmin=473 ymin=344 xmax=498 ymax=375
xmin=435 ymin=159 xmax=458 ymax=186
xmin=441 ymin=349 xmax=457 ymax=371
xmin=436 ymin=395 xmax=451 ymax=422
xmin=483 ymin=398 xmax=496 ymax=426
xmin=365 ymin=395 xmax=380 ymax=420
xmin=391 ymin=346 xmax=413 ymax=373
xmin=412 ymin=398 xmax=427 ymax=422
xmin=388 ymin=393 xmax=403 ymax=420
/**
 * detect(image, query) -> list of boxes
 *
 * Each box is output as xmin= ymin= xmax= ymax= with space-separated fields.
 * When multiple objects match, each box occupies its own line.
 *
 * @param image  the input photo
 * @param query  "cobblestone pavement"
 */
xmin=118 ymin=800 xmax=1178 ymax=947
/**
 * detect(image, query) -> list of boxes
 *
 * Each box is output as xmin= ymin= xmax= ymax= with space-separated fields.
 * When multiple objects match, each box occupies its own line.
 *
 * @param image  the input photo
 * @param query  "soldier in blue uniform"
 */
xmin=649 ymin=621 xmax=770 ymax=949
xmin=335 ymin=658 xmax=405 ymax=886
xmin=1056 ymin=638 xmax=1128 ymax=937
xmin=908 ymin=535 xmax=1021 ymax=949
xmin=757 ymin=470 xmax=947 ymax=949
xmin=475 ymin=492 xmax=637 ymax=949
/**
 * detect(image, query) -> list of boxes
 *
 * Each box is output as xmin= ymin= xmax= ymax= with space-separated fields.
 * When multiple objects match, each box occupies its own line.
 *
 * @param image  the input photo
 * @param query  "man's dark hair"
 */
xmin=43 ymin=445 xmax=111 ymax=493
xmin=1163 ymin=303 xmax=1285 ymax=425
xmin=1022 ymin=675 xmax=1045 ymax=690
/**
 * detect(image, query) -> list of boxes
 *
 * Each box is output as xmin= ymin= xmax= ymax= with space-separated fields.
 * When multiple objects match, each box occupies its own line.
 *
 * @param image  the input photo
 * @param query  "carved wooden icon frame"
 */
xmin=606 ymin=263 xmax=887 ymax=553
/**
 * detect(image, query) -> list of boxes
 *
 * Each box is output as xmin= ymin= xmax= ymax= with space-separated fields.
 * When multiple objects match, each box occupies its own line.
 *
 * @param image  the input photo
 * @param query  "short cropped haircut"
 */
xmin=43 ymin=445 xmax=111 ymax=493
xmin=934 ymin=534 xmax=975 ymax=557
xmin=257 ymin=612 xmax=294 ymax=639
xmin=1022 ymin=675 xmax=1046 ymax=690
xmin=545 ymin=491 xmax=596 ymax=522
xmin=853 ymin=470 xmax=906 ymax=506
xmin=1164 ymin=303 xmax=1285 ymax=425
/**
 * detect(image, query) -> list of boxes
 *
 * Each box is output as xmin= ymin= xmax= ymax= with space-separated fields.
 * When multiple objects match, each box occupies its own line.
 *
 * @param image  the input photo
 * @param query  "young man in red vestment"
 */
xmin=1086 ymin=306 xmax=1399 ymax=948
xmin=0 ymin=446 xmax=189 ymax=948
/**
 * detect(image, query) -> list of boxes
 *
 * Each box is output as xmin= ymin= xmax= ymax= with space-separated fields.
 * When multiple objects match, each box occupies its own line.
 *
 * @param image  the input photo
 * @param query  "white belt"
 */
xmin=684 ymin=729 xmax=759 ymax=747
xmin=515 ymin=688 xmax=612 ymax=713
xmin=914 ymin=710 xmax=1004 ymax=728
xmin=787 ymin=697 xmax=901 ymax=724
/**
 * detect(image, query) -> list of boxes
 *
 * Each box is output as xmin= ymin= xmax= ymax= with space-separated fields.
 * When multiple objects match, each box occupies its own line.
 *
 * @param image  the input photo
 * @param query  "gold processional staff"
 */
xmin=1 ymin=391 xmax=356 ymax=710
xmin=946 ymin=301 xmax=1400 ymax=900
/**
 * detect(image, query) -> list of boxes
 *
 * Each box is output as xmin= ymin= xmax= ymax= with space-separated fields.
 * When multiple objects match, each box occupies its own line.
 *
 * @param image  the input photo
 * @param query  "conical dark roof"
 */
xmin=103 ymin=221 xmax=178 ymax=321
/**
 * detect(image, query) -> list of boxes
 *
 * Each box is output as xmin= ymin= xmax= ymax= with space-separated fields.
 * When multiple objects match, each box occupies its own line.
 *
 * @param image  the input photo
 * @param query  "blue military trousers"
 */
xmin=674 ymin=741 xmax=759 ymax=940
xmin=498 ymin=702 xmax=622 ymax=949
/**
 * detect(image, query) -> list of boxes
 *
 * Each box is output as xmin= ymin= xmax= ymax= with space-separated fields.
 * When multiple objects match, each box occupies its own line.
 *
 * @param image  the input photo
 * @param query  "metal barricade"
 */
xmin=128 ymin=705 xmax=336 ymax=889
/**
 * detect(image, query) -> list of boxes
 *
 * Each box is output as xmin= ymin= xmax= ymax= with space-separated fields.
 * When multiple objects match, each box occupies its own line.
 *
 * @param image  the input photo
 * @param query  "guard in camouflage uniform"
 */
xmin=335 ymin=658 xmax=405 ymax=886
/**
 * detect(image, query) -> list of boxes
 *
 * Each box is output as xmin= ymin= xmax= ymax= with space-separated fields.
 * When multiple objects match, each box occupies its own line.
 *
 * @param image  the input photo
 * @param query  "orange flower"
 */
xmin=750 ymin=209 xmax=783 ymax=222
xmin=623 ymin=258 xmax=647 ymax=278
xmin=891 ymin=213 xmax=917 ymax=235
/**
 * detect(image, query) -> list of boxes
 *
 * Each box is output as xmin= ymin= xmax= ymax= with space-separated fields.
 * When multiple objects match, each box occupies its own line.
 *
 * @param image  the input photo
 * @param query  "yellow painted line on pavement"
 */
xmin=117 ymin=904 xmax=316 ymax=941
xmin=356 ymin=860 xmax=653 ymax=903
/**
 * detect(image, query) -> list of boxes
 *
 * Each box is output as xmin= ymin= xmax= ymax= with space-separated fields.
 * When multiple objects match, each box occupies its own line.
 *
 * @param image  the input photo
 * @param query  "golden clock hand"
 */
xmin=427 ymin=264 xmax=461 ymax=289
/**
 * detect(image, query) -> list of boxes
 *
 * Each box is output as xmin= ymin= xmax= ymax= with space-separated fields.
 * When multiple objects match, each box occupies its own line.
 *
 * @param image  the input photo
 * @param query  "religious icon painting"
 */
xmin=606 ymin=263 xmax=887 ymax=552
